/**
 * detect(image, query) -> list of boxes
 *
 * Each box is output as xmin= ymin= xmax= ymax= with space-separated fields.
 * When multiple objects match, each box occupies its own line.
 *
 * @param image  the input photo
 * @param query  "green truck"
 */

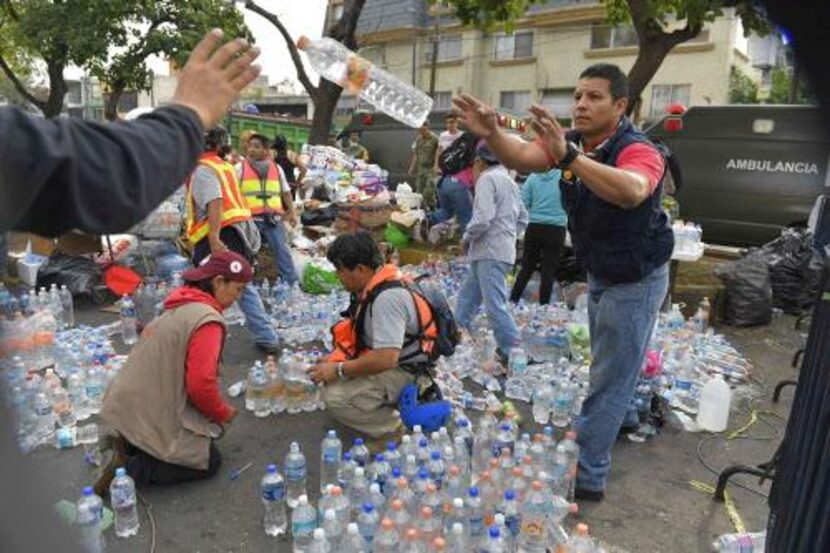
xmin=223 ymin=111 xmax=312 ymax=152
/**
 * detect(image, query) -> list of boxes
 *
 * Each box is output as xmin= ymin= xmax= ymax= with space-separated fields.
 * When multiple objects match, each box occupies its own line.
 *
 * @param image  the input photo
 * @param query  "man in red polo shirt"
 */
xmin=454 ymin=63 xmax=673 ymax=501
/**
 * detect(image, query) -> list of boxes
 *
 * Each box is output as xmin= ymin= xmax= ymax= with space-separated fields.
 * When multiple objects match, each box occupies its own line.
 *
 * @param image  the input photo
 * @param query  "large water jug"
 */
xmin=697 ymin=374 xmax=731 ymax=432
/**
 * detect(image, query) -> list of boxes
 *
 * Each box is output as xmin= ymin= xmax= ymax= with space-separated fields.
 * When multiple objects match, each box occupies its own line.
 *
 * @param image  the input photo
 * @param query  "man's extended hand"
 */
xmin=172 ymin=29 xmax=262 ymax=129
xmin=452 ymin=93 xmax=498 ymax=139
xmin=308 ymin=362 xmax=338 ymax=385
xmin=528 ymin=104 xmax=568 ymax=163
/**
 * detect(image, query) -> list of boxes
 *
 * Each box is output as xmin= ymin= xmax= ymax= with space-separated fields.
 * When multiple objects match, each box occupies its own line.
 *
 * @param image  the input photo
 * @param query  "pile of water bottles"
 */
xmin=257 ymin=278 xmax=349 ymax=347
xmin=239 ymin=349 xmax=326 ymax=417
xmin=258 ymin=417 xmax=616 ymax=552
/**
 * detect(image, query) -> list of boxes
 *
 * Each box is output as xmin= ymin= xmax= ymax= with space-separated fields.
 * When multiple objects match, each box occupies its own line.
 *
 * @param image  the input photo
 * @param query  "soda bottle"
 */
xmin=285 ymin=442 xmax=308 ymax=509
xmin=261 ymin=464 xmax=287 ymax=537
xmin=110 ymin=467 xmax=140 ymax=538
xmin=297 ymin=36 xmax=433 ymax=128
xmin=320 ymin=430 xmax=343 ymax=492
xmin=119 ymin=295 xmax=138 ymax=346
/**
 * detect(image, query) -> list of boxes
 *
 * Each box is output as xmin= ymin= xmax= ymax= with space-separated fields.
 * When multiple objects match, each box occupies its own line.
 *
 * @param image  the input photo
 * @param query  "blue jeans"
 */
xmin=455 ymin=259 xmax=520 ymax=353
xmin=574 ymin=264 xmax=669 ymax=492
xmin=428 ymin=176 xmax=474 ymax=233
xmin=255 ymin=218 xmax=299 ymax=285
xmin=238 ymin=283 xmax=278 ymax=346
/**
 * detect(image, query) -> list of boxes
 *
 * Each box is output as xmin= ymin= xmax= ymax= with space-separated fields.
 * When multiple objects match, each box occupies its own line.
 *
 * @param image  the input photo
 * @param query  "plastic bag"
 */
xmin=384 ymin=222 xmax=410 ymax=249
xmin=302 ymin=258 xmax=343 ymax=295
xmin=762 ymin=228 xmax=821 ymax=314
xmin=36 ymin=253 xmax=101 ymax=297
xmin=715 ymin=250 xmax=773 ymax=327
xmin=300 ymin=205 xmax=337 ymax=226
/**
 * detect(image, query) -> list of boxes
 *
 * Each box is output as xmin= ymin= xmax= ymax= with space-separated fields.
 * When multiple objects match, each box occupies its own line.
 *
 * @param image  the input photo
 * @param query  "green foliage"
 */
xmin=728 ymin=66 xmax=758 ymax=103
xmin=434 ymin=0 xmax=541 ymax=31
xmin=768 ymin=67 xmax=814 ymax=105
xmin=601 ymin=0 xmax=770 ymax=36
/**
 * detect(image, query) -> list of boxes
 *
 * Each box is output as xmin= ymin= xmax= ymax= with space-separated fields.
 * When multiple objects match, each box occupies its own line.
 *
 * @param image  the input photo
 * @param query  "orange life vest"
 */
xmin=239 ymin=158 xmax=284 ymax=215
xmin=185 ymin=152 xmax=251 ymax=245
xmin=328 ymin=265 xmax=438 ymax=365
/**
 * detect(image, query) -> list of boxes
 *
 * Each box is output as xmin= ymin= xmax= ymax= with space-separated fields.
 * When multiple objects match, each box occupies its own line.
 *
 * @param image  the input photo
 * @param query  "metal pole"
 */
xmin=411 ymin=31 xmax=417 ymax=86
xmin=428 ymin=13 xmax=439 ymax=98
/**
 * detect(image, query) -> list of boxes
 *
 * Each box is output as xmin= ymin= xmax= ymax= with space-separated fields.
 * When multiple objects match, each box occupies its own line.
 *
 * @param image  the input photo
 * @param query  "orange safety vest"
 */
xmin=328 ymin=264 xmax=438 ymax=365
xmin=185 ymin=153 xmax=252 ymax=245
xmin=239 ymin=158 xmax=284 ymax=215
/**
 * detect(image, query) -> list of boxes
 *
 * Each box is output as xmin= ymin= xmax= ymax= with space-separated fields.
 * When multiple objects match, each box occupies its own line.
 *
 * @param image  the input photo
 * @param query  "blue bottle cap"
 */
xmin=354 ymin=438 xmax=364 ymax=446
xmin=500 ymin=423 xmax=510 ymax=431
xmin=266 ymin=464 xmax=277 ymax=473
xmin=490 ymin=526 xmax=501 ymax=539
xmin=387 ymin=441 xmax=397 ymax=451
xmin=543 ymin=426 xmax=554 ymax=436
xmin=419 ymin=438 xmax=429 ymax=447
xmin=431 ymin=451 xmax=441 ymax=460
xmin=82 ymin=487 xmax=94 ymax=496
xmin=375 ymin=453 xmax=385 ymax=462
xmin=504 ymin=489 xmax=515 ymax=501
xmin=468 ymin=486 xmax=479 ymax=497
xmin=418 ymin=468 xmax=430 ymax=479
xmin=391 ymin=467 xmax=402 ymax=478
xmin=363 ymin=502 xmax=374 ymax=513
xmin=343 ymin=452 xmax=352 ymax=461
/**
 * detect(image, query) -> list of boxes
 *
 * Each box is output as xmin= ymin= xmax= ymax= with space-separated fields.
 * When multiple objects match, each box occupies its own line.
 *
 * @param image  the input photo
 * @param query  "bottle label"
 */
xmin=675 ymin=379 xmax=692 ymax=391
xmin=469 ymin=515 xmax=484 ymax=536
xmin=286 ymin=463 xmax=307 ymax=482
xmin=262 ymin=483 xmax=285 ymax=501
xmin=323 ymin=452 xmax=339 ymax=464
xmin=520 ymin=519 xmax=545 ymax=537
xmin=292 ymin=519 xmax=315 ymax=536
xmin=505 ymin=514 xmax=520 ymax=536
xmin=345 ymin=55 xmax=371 ymax=94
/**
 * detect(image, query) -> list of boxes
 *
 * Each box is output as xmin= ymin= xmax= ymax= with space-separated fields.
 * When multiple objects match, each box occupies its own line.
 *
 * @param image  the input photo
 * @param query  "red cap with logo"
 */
xmin=182 ymin=250 xmax=253 ymax=283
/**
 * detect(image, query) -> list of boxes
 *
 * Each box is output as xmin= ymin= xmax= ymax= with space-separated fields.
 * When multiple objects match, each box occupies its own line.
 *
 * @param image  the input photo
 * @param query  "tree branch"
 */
xmin=244 ymin=0 xmax=318 ymax=99
xmin=0 ymin=51 xmax=44 ymax=109
xmin=328 ymin=0 xmax=367 ymax=49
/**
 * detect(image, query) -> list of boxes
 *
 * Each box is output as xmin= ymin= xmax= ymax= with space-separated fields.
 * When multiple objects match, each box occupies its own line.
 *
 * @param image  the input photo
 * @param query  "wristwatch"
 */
xmin=557 ymin=141 xmax=582 ymax=169
xmin=336 ymin=362 xmax=347 ymax=381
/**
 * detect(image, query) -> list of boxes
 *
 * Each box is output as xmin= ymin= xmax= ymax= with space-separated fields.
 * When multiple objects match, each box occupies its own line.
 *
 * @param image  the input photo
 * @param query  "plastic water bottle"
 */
xmin=401 ymin=528 xmax=424 ymax=553
xmin=348 ymin=467 xmax=370 ymax=517
xmin=322 ymin=509 xmax=343 ymax=548
xmin=531 ymin=383 xmax=554 ymax=426
xmin=388 ymin=498 xmax=411 ymax=535
xmin=350 ymin=438 xmax=370 ymax=468
xmin=119 ymin=295 xmax=138 ymax=346
xmin=517 ymin=481 xmax=548 ymax=553
xmin=330 ymin=486 xmax=351 ymax=527
xmin=427 ymin=451 xmax=446 ymax=489
xmin=321 ymin=430 xmax=343 ymax=492
xmin=566 ymin=523 xmax=596 ymax=552
xmin=483 ymin=526 xmax=507 ymax=553
xmin=448 ymin=522 xmax=467 ymax=551
xmin=292 ymin=494 xmax=317 ymax=552
xmin=508 ymin=346 xmax=528 ymax=378
xmin=714 ymin=531 xmax=766 ymax=552
xmin=374 ymin=517 xmax=398 ymax=553
xmin=265 ymin=355 xmax=285 ymax=414
xmin=34 ymin=392 xmax=55 ymax=442
xmin=697 ymin=374 xmax=731 ymax=432
xmin=493 ymin=424 xmax=515 ymax=459
xmin=261 ymin=464 xmax=287 ymax=537
xmin=297 ymin=36 xmax=433 ymax=128
xmin=75 ymin=487 xmax=105 ymax=553
xmin=551 ymin=380 xmax=575 ymax=430
xmin=555 ymin=432 xmax=580 ymax=500
xmin=357 ymin=502 xmax=379 ymax=546
xmin=60 ymin=285 xmax=75 ymax=328
xmin=500 ymin=490 xmax=521 ymax=541
xmin=285 ymin=442 xmax=308 ymax=509
xmin=368 ymin=482 xmax=386 ymax=513
xmin=309 ymin=528 xmax=332 ymax=553
xmin=368 ymin=453 xmax=392 ymax=495
xmin=84 ymin=368 xmax=105 ymax=415
xmin=342 ymin=523 xmax=368 ymax=553
xmin=466 ymin=487 xmax=485 ymax=541
xmin=385 ymin=441 xmax=403 ymax=471
xmin=110 ymin=468 xmax=140 ymax=538
xmin=338 ymin=452 xmax=357 ymax=491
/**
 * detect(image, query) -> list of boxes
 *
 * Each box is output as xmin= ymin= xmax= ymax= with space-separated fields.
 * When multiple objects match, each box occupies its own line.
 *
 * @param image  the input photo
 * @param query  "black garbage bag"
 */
xmin=301 ymin=205 xmax=337 ymax=227
xmin=714 ymin=250 xmax=773 ymax=327
xmin=762 ymin=228 xmax=821 ymax=314
xmin=36 ymin=252 xmax=101 ymax=297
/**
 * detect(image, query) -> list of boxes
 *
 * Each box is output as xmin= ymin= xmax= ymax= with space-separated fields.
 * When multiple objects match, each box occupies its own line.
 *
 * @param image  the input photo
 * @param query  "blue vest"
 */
xmin=559 ymin=118 xmax=674 ymax=283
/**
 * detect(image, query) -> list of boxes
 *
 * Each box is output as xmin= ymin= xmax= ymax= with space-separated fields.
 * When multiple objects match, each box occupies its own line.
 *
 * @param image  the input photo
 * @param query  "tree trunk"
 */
xmin=41 ymin=61 xmax=68 ymax=118
xmin=104 ymin=88 xmax=124 ymax=121
xmin=310 ymin=79 xmax=343 ymax=145
xmin=626 ymin=38 xmax=673 ymax=118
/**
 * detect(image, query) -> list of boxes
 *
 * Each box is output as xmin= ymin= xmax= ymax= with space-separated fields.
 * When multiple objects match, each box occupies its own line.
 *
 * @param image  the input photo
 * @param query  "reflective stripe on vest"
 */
xmin=327 ymin=265 xmax=438 ymax=363
xmin=239 ymin=159 xmax=284 ymax=215
xmin=185 ymin=154 xmax=252 ymax=245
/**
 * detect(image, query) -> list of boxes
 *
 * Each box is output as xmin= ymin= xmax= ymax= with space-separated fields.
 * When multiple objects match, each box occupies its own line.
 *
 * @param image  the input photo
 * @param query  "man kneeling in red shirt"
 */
xmin=96 ymin=251 xmax=250 ymax=493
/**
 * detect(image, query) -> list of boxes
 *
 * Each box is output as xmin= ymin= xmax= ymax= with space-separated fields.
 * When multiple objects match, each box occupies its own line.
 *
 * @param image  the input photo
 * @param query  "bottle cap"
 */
xmin=375 ymin=453 xmax=385 ymax=462
xmin=391 ymin=499 xmax=403 ymax=510
xmin=363 ymin=502 xmax=374 ymax=513
xmin=427 ymin=483 xmax=437 ymax=493
xmin=327 ymin=429 xmax=337 ymax=438
xmin=296 ymin=35 xmax=311 ymax=50
xmin=387 ymin=441 xmax=397 ymax=451
xmin=392 ymin=467 xmax=402 ymax=478
xmin=419 ymin=438 xmax=429 ymax=447
xmin=468 ymin=486 xmax=479 ymax=497
xmin=313 ymin=528 xmax=325 ymax=540
xmin=505 ymin=490 xmax=515 ymax=500
xmin=489 ymin=526 xmax=501 ymax=538
xmin=421 ymin=506 xmax=432 ymax=518
xmin=347 ymin=522 xmax=359 ymax=534
xmin=449 ymin=465 xmax=460 ymax=476
xmin=381 ymin=518 xmax=395 ymax=530
xmin=453 ymin=497 xmax=464 ymax=508
xmin=532 ymin=480 xmax=543 ymax=490
xmin=576 ymin=523 xmax=589 ymax=535
xmin=115 ymin=467 xmax=127 ymax=478
xmin=354 ymin=438 xmax=364 ymax=446
xmin=405 ymin=528 xmax=418 ymax=540
xmin=331 ymin=486 xmax=342 ymax=496
xmin=431 ymin=451 xmax=441 ymax=460
xmin=418 ymin=468 xmax=430 ymax=479
xmin=82 ymin=487 xmax=94 ymax=496
xmin=266 ymin=464 xmax=276 ymax=474
xmin=397 ymin=477 xmax=408 ymax=488
xmin=299 ymin=494 xmax=308 ymax=504
xmin=565 ymin=431 xmax=577 ymax=440
xmin=452 ymin=522 xmax=463 ymax=534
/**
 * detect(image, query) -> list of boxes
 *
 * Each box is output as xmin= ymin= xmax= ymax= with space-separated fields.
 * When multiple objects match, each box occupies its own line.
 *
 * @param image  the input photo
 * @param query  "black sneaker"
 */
xmin=618 ymin=423 xmax=640 ymax=438
xmin=574 ymin=486 xmax=605 ymax=502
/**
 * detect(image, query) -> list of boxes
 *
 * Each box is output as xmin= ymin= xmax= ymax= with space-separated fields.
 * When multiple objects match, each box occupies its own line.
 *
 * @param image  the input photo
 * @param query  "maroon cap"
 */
xmin=182 ymin=250 xmax=254 ymax=283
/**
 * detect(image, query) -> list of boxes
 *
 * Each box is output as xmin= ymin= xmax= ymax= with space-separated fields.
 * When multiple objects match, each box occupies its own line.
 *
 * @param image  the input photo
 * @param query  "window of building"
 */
xmin=500 ymin=90 xmax=531 ymax=112
xmin=540 ymin=88 xmax=575 ymax=124
xmin=426 ymin=35 xmax=463 ymax=62
xmin=650 ymin=84 xmax=691 ymax=119
xmin=494 ymin=31 xmax=534 ymax=60
xmin=66 ymin=82 xmax=83 ymax=105
xmin=433 ymin=91 xmax=453 ymax=111
xmin=590 ymin=24 xmax=639 ymax=49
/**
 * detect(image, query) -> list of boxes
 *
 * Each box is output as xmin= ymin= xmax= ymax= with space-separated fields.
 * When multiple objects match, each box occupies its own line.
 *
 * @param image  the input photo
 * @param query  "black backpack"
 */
xmin=438 ymin=132 xmax=478 ymax=176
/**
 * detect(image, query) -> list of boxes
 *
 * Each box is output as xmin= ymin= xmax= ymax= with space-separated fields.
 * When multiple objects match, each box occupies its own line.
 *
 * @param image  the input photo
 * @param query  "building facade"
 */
xmin=343 ymin=0 xmax=758 ymax=122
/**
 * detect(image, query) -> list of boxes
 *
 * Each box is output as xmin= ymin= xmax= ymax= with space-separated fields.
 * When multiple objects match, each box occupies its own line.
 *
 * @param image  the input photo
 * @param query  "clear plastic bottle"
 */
xmin=369 ymin=453 xmax=392 ymax=495
xmin=500 ymin=489 xmax=521 ymax=541
xmin=386 ymin=441 xmax=403 ymax=472
xmin=348 ymin=467 xmax=370 ymax=518
xmin=493 ymin=424 xmax=515 ymax=459
xmin=261 ymin=464 xmax=287 ymax=537
xmin=321 ymin=430 xmax=343 ymax=492
xmin=566 ymin=523 xmax=596 ymax=553
xmin=532 ymin=383 xmax=554 ymax=426
xmin=338 ymin=452 xmax=357 ymax=491
xmin=34 ymin=392 xmax=55 ymax=442
xmin=508 ymin=346 xmax=528 ymax=378
xmin=297 ymin=36 xmax=433 ymax=129
xmin=713 ymin=531 xmax=766 ymax=552
xmin=341 ymin=522 xmax=368 ymax=553
xmin=697 ymin=374 xmax=731 ymax=432
xmin=285 ymin=442 xmax=308 ymax=509
xmin=84 ymin=367 xmax=105 ymax=416
xmin=51 ymin=385 xmax=76 ymax=428
xmin=322 ymin=509 xmax=343 ymax=548
xmin=308 ymin=528 xmax=332 ymax=553
xmin=329 ymin=486 xmax=351 ymax=527
xmin=400 ymin=528 xmax=424 ymax=553
xmin=357 ymin=502 xmax=379 ymax=546
xmin=466 ymin=486 xmax=485 ymax=542
xmin=551 ymin=380 xmax=575 ymax=430
xmin=60 ymin=285 xmax=75 ymax=328
xmin=483 ymin=526 xmax=507 ymax=553
xmin=447 ymin=522 xmax=467 ymax=551
xmin=390 ymin=478 xmax=416 ymax=518
xmin=374 ymin=517 xmax=399 ymax=553
xmin=119 ymin=295 xmax=138 ymax=346
xmin=110 ymin=468 xmax=139 ymax=538
xmin=75 ymin=487 xmax=105 ymax=553
xmin=368 ymin=482 xmax=386 ymax=513
xmin=265 ymin=355 xmax=285 ymax=414
xmin=68 ymin=372 xmax=91 ymax=421
xmin=387 ymin=498 xmax=411 ymax=536
xmin=427 ymin=451 xmax=446 ymax=489
xmin=350 ymin=438 xmax=370 ymax=468
xmin=556 ymin=432 xmax=580 ymax=501
xmin=292 ymin=494 xmax=317 ymax=552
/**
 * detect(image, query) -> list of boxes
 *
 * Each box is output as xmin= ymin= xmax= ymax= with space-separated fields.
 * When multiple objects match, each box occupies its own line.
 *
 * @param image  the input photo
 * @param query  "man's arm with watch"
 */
xmin=307 ymin=348 xmax=400 ymax=385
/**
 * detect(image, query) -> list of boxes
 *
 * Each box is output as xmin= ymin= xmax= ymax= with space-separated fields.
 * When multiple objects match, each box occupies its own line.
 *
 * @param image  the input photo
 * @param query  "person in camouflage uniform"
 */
xmin=408 ymin=121 xmax=439 ymax=208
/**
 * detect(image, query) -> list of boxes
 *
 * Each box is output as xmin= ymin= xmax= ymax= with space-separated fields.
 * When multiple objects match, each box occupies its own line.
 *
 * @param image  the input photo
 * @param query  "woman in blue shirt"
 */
xmin=510 ymin=167 xmax=567 ymax=305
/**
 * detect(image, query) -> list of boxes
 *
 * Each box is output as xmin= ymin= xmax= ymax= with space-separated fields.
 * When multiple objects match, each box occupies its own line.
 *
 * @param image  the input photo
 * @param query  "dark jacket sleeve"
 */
xmin=0 ymin=105 xmax=204 ymax=236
